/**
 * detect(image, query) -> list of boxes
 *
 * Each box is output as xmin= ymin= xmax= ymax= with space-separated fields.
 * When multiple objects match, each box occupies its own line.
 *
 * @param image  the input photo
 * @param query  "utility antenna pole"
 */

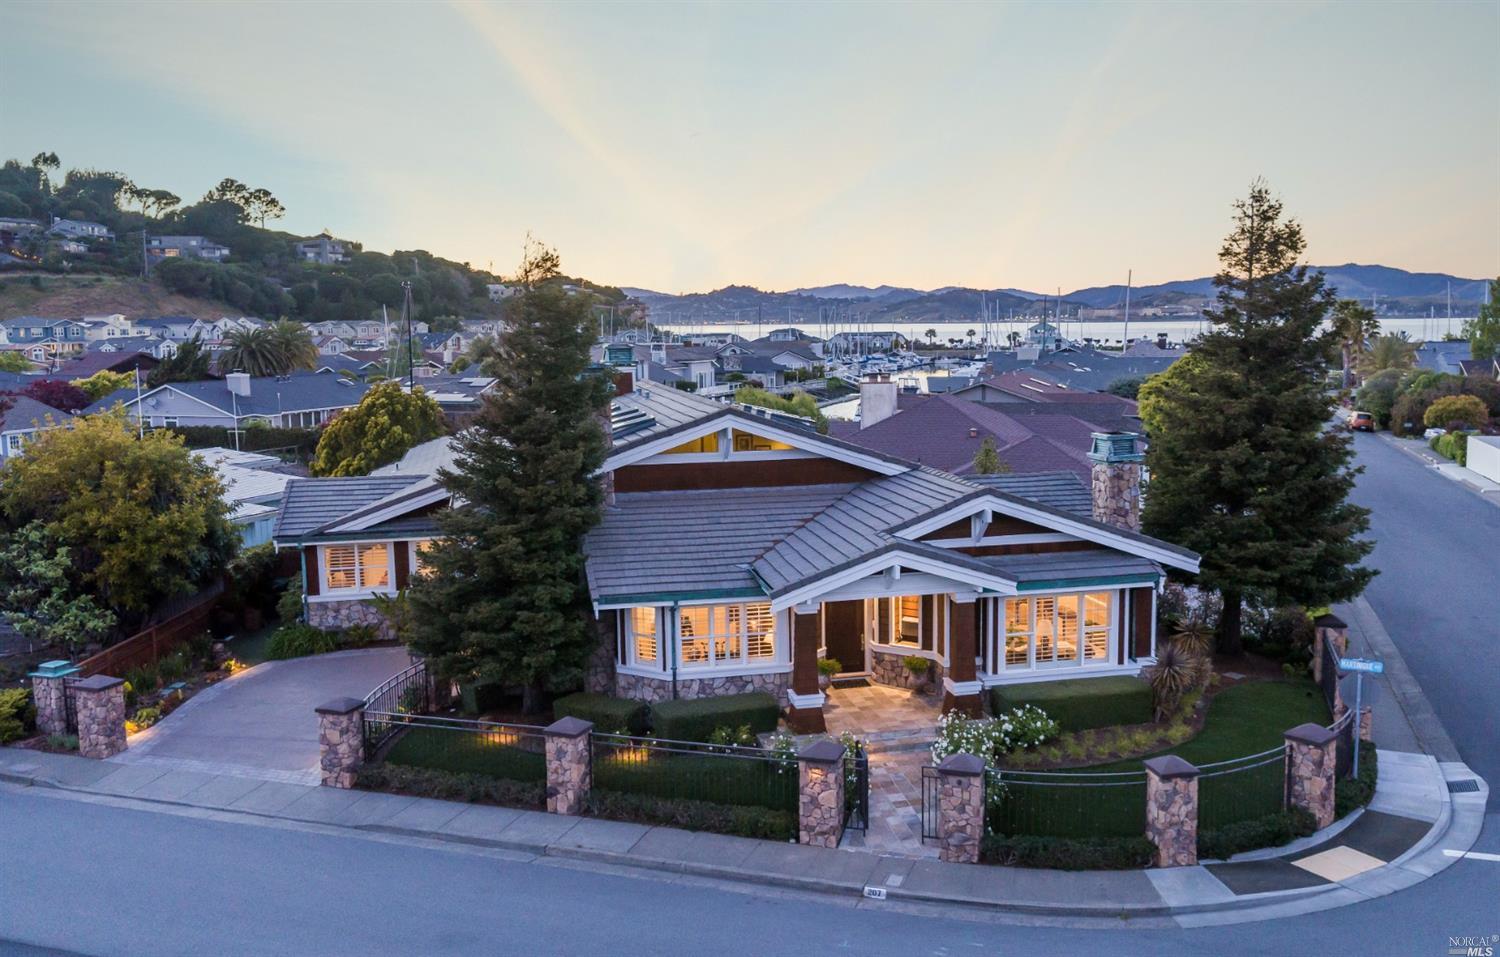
xmin=402 ymin=280 xmax=416 ymax=390
xmin=1446 ymin=281 xmax=1452 ymax=338
xmin=1123 ymin=269 xmax=1132 ymax=350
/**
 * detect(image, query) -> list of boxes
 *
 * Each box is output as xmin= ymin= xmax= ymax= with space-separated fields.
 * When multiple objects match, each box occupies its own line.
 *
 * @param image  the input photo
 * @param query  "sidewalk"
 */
xmin=0 ymin=740 xmax=1485 ymax=927
xmin=1379 ymin=434 xmax=1500 ymax=504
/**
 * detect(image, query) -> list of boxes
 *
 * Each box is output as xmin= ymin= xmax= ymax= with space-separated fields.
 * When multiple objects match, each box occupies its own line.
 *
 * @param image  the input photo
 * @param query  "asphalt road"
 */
xmin=1348 ymin=434 xmax=1500 ymax=790
xmin=2 ymin=785 xmax=1497 ymax=957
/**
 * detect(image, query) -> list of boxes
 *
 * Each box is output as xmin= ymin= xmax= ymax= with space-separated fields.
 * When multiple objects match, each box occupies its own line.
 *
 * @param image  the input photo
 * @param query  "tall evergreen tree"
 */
xmin=407 ymin=242 xmax=613 ymax=712
xmin=147 ymin=335 xmax=212 ymax=386
xmin=1139 ymin=182 xmax=1374 ymax=654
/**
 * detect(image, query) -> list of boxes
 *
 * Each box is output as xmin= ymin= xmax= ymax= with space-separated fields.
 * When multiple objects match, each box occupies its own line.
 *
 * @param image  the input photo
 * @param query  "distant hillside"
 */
xmin=632 ymin=263 xmax=1491 ymax=326
xmin=0 ymin=274 xmax=238 ymax=322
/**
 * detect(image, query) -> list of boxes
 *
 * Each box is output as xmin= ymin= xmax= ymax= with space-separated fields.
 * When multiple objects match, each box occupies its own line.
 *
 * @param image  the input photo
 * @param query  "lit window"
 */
xmin=745 ymin=603 xmax=775 ymax=659
xmin=731 ymin=429 xmax=794 ymax=452
xmin=1057 ymin=598 xmax=1079 ymax=662
xmin=1084 ymin=593 xmax=1110 ymax=660
xmin=325 ymin=546 xmax=358 ymax=590
xmin=678 ymin=602 xmax=776 ymax=670
xmin=1034 ymin=597 xmax=1057 ymax=662
xmin=664 ymin=433 xmax=719 ymax=454
xmin=323 ymin=543 xmax=391 ymax=592
xmin=896 ymin=596 xmax=921 ymax=647
xmin=357 ymin=543 xmax=390 ymax=588
xmin=992 ymin=592 xmax=1113 ymax=672
xmin=630 ymin=607 xmax=658 ymax=663
xmin=412 ymin=539 xmax=437 ymax=574
xmin=1004 ymin=598 xmax=1030 ymax=666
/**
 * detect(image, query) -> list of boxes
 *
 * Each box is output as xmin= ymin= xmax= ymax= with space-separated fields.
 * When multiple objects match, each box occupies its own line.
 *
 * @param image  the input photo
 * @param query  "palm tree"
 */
xmin=1358 ymin=333 xmax=1417 ymax=377
xmin=965 ymin=328 xmax=976 ymax=346
xmin=219 ymin=326 xmax=289 ymax=377
xmin=268 ymin=319 xmax=318 ymax=371
xmin=1330 ymin=299 xmax=1379 ymax=390
xmin=924 ymin=328 xmax=937 ymax=347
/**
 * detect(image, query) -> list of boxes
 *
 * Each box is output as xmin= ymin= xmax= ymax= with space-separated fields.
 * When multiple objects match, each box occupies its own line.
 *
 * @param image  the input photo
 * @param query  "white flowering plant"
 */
xmin=929 ymin=706 xmax=1059 ymax=768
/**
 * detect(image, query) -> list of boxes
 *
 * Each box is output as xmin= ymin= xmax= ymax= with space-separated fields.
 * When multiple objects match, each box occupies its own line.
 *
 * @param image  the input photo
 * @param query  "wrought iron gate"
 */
xmin=843 ymin=747 xmax=869 ymax=835
xmin=919 ymin=764 xmax=940 ymax=842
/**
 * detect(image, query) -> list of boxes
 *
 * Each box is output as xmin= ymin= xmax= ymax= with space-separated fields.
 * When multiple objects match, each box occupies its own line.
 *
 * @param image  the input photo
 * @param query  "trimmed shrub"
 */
xmin=1429 ymin=431 xmax=1470 ymax=466
xmin=0 ymin=687 xmax=34 ymax=743
xmin=1336 ymin=742 xmax=1379 ymax=818
xmin=337 ymin=624 xmax=381 ymax=648
xmin=991 ymin=676 xmax=1153 ymax=732
xmin=650 ymin=692 xmax=779 ymax=743
xmin=1197 ymin=808 xmax=1317 ymax=861
xmin=356 ymin=763 xmax=545 ymax=809
xmin=981 ymin=833 xmax=1155 ymax=870
xmin=266 ymin=623 xmax=338 ymax=659
xmin=168 ymin=425 xmax=321 ymax=457
xmin=552 ymin=692 xmax=650 ymax=734
xmin=458 ymin=681 xmax=509 ymax=716
xmin=586 ymin=789 xmax=796 ymax=841
xmin=1423 ymin=394 xmax=1489 ymax=430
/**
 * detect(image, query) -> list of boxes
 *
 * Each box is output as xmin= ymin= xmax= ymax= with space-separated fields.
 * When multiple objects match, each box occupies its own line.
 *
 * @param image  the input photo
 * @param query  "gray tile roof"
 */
xmin=274 ymin=475 xmax=429 ymax=540
xmin=83 ymin=371 xmax=372 ymax=418
xmin=964 ymin=470 xmax=1091 ymax=516
xmin=977 ymin=549 xmax=1162 ymax=588
xmin=0 ymin=396 xmax=73 ymax=432
xmin=585 ymin=485 xmax=853 ymax=602
xmin=608 ymin=386 xmax=727 ymax=448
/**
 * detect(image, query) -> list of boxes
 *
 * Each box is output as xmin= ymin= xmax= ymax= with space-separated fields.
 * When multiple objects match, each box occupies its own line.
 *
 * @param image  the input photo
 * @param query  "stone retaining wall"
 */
xmin=306 ymin=599 xmax=396 ymax=640
xmin=614 ymin=670 xmax=790 ymax=706
xmin=870 ymin=649 xmax=944 ymax=692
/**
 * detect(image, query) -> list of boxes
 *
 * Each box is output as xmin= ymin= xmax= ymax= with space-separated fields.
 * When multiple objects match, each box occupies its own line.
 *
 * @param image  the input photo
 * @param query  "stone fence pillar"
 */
xmin=1144 ymin=755 xmax=1199 ymax=867
xmin=544 ymin=717 xmax=593 ymax=815
xmin=73 ymin=675 xmax=127 ymax=760
xmin=1312 ymin=614 xmax=1348 ymax=685
xmin=1285 ymin=723 xmax=1337 ymax=830
xmin=316 ymin=698 xmax=366 ymax=788
xmin=936 ymin=754 xmax=985 ymax=864
xmin=798 ymin=739 xmax=846 ymax=848
xmin=29 ymin=660 xmax=79 ymax=737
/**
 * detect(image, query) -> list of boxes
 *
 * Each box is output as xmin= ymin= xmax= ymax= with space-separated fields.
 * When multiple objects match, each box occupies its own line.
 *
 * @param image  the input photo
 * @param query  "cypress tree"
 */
xmin=1140 ymin=182 xmax=1374 ymax=654
xmin=408 ymin=243 xmax=614 ymax=712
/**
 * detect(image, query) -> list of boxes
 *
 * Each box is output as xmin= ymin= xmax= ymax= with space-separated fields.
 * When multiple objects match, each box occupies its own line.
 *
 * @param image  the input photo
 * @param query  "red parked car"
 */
xmin=1347 ymin=411 xmax=1375 ymax=432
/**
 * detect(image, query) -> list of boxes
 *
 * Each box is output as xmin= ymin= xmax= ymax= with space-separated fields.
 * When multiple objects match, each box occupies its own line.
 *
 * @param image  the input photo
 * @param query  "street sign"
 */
xmin=1338 ymin=657 xmax=1384 ymax=675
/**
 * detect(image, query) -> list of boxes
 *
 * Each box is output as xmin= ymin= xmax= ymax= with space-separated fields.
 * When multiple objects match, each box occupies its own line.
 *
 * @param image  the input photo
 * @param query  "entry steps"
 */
xmin=860 ymin=727 xmax=938 ymax=755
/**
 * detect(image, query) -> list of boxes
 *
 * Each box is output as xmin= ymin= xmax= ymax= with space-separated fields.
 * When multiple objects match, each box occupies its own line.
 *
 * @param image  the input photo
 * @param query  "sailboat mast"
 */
xmin=1123 ymin=269 xmax=1132 ymax=350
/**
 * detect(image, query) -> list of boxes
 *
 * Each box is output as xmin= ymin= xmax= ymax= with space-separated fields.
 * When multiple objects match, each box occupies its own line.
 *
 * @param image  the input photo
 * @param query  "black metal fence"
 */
xmin=920 ymin=765 xmax=940 ymax=841
xmin=1196 ymin=746 xmax=1288 ymax=832
xmin=590 ymin=733 xmax=798 ymax=814
xmin=982 ymin=767 xmax=1149 ymax=839
xmin=362 ymin=659 xmax=428 ymax=751
xmin=362 ymin=711 xmax=547 ymax=782
xmin=844 ymin=747 xmax=869 ymax=835
xmin=1329 ymin=707 xmax=1356 ymax=779
xmin=62 ymin=675 xmax=80 ymax=735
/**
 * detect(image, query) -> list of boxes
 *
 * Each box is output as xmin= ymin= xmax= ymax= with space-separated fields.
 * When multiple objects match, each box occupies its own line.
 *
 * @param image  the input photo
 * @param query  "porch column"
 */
xmin=942 ymin=595 xmax=983 ymax=717
xmin=787 ymin=603 xmax=826 ymax=734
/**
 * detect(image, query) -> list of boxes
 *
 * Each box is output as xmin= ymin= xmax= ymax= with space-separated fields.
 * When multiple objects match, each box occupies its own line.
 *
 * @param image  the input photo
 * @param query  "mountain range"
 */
xmin=623 ymin=264 xmax=1491 ymax=326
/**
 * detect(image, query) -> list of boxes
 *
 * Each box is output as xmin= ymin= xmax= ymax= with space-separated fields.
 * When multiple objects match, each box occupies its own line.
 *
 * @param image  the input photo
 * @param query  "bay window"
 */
xmin=677 ymin=602 xmax=776 ymax=670
xmin=323 ymin=543 xmax=391 ymax=592
xmin=627 ymin=607 xmax=658 ymax=665
xmin=986 ymin=591 xmax=1115 ymax=672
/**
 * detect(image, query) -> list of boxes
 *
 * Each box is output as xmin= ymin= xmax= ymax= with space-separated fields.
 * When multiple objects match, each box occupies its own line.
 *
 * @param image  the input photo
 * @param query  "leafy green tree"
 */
xmin=147 ymin=336 xmax=212 ymax=385
xmin=268 ymin=319 xmax=319 ymax=372
xmin=1465 ymin=278 xmax=1500 ymax=361
xmin=71 ymin=369 xmax=134 ymax=401
xmin=220 ymin=326 xmax=289 ymax=377
xmin=0 ymin=522 xmax=116 ymax=650
xmin=1352 ymin=368 xmax=1402 ymax=427
xmin=733 ymin=386 xmax=828 ymax=433
xmin=310 ymin=381 xmax=445 ymax=476
xmin=245 ymin=187 xmax=285 ymax=228
xmin=0 ymin=412 xmax=237 ymax=620
xmin=1105 ymin=375 xmax=1148 ymax=399
xmin=1329 ymin=299 xmax=1379 ymax=390
xmin=1423 ymin=394 xmax=1489 ymax=430
xmin=408 ymin=242 xmax=613 ymax=713
xmin=971 ymin=436 xmax=1009 ymax=475
xmin=1139 ymin=182 xmax=1373 ymax=654
xmin=0 ymin=352 xmax=34 ymax=373
xmin=1358 ymin=333 xmax=1416 ymax=376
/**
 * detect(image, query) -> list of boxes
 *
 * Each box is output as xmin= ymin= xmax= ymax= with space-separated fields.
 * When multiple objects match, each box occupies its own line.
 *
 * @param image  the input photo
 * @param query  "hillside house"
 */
xmin=83 ymin=370 xmax=372 ymax=429
xmin=147 ymin=235 xmax=231 ymax=262
xmin=295 ymin=232 xmax=351 ymax=265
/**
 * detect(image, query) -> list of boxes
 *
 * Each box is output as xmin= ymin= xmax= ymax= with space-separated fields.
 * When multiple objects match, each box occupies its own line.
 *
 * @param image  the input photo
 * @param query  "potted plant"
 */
xmin=817 ymin=657 xmax=841 ymax=690
xmin=903 ymin=655 xmax=934 ymax=693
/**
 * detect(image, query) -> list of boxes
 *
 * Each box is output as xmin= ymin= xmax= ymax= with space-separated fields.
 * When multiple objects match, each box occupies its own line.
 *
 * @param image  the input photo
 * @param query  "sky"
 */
xmin=4 ymin=1 xmax=1497 ymax=294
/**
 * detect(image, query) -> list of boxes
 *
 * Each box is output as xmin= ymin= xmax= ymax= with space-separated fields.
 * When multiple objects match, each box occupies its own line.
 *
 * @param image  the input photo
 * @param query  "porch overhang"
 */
xmin=764 ymin=543 xmax=1019 ymax=613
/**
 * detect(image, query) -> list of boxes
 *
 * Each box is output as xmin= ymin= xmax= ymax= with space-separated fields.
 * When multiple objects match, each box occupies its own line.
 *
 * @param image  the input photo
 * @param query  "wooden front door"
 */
xmin=822 ymin=600 xmax=865 ymax=673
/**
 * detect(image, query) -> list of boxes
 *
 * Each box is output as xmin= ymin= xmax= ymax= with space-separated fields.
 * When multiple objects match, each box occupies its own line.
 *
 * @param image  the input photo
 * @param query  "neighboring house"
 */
xmin=486 ymin=283 xmax=519 ymax=302
xmin=0 ymin=317 xmax=87 ymax=358
xmin=47 ymin=218 xmax=113 ymax=240
xmin=1457 ymin=357 xmax=1500 ymax=378
xmin=52 ymin=349 xmax=160 ymax=380
xmin=146 ymin=235 xmax=231 ymax=262
xmin=827 ymin=330 xmax=908 ymax=355
xmin=130 ymin=315 xmax=201 ymax=341
xmin=633 ymin=343 xmax=720 ymax=391
xmin=719 ymin=353 xmax=785 ymax=389
xmin=194 ymin=446 xmax=295 ymax=547
xmin=0 ymin=397 xmax=73 ymax=464
xmin=273 ymin=380 xmax=1199 ymax=730
xmin=295 ymin=232 xmax=351 ymax=265
xmin=79 ymin=314 xmax=134 ymax=340
xmin=82 ymin=370 xmax=372 ymax=429
xmin=1413 ymin=341 xmax=1472 ymax=376
xmin=315 ymin=335 xmax=349 ymax=356
xmin=92 ymin=336 xmax=177 ymax=359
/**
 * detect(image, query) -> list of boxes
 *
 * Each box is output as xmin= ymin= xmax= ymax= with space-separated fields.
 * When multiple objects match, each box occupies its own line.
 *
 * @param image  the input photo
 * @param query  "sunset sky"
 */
xmin=5 ymin=1 xmax=1497 ymax=292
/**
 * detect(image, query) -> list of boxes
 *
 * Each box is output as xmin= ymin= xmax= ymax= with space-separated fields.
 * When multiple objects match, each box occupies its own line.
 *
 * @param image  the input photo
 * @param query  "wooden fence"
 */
xmin=75 ymin=581 xmax=225 ymax=678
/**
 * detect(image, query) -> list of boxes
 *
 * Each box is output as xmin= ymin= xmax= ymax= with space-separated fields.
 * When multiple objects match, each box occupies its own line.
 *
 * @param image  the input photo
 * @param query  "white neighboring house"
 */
xmin=193 ymin=447 xmax=295 ymax=547
xmin=486 ymin=283 xmax=519 ymax=301
xmin=146 ymin=235 xmax=231 ymax=262
xmin=81 ymin=370 xmax=373 ymax=429
xmin=92 ymin=337 xmax=178 ymax=359
xmin=47 ymin=218 xmax=113 ymax=240
xmin=0 ymin=397 xmax=72 ymax=464
xmin=1467 ymin=435 xmax=1500 ymax=486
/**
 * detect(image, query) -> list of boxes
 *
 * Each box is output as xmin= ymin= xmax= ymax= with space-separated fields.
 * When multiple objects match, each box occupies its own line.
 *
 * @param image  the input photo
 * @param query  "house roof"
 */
xmin=977 ymin=549 xmax=1162 ymax=590
xmin=963 ymin=470 xmax=1091 ymax=516
xmin=83 ymin=371 xmax=372 ymax=418
xmin=274 ymin=475 xmax=430 ymax=540
xmin=0 ymin=396 xmax=72 ymax=433
xmin=53 ymin=351 xmax=158 ymax=379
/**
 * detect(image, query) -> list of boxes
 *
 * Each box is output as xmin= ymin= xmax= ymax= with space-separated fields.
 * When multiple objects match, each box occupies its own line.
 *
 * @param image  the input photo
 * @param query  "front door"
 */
xmin=823 ymin=600 xmax=865 ymax=674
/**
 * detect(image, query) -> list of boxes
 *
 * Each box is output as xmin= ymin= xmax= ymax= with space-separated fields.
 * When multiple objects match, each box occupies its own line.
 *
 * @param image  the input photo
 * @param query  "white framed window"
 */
xmin=895 ymin=595 xmax=921 ymax=647
xmin=323 ymin=542 xmax=391 ymax=592
xmin=628 ymin=607 xmax=659 ymax=665
xmin=988 ymin=592 xmax=1114 ymax=672
xmin=676 ymin=602 xmax=776 ymax=670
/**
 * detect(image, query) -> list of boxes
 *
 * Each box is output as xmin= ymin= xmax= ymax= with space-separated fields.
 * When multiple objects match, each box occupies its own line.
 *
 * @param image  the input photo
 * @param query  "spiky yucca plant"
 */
xmin=1146 ymin=642 xmax=1198 ymax=722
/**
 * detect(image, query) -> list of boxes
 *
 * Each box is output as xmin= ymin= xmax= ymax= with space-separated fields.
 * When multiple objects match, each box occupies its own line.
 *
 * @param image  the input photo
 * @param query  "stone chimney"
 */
xmin=860 ymin=373 xmax=898 ymax=429
xmin=225 ymin=372 xmax=251 ymax=397
xmin=1088 ymin=432 xmax=1144 ymax=531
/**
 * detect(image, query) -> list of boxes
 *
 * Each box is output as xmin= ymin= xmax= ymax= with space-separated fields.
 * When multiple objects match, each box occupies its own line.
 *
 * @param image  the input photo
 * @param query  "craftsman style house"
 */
xmin=271 ymin=378 xmax=1199 ymax=732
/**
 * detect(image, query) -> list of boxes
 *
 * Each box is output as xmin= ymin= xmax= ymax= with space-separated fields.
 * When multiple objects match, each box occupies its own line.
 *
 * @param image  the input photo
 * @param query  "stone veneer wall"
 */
xmin=1143 ymin=756 xmax=1199 ymax=867
xmin=1091 ymin=462 xmax=1142 ymax=531
xmin=936 ymin=755 xmax=985 ymax=864
xmin=307 ymin=599 xmax=397 ymax=640
xmin=1285 ymin=724 xmax=1337 ymax=830
xmin=583 ymin=611 xmax=618 ymax=695
xmin=870 ymin=649 xmax=945 ymax=691
xmin=614 ymin=670 xmax=790 ymax=706
xmin=30 ymin=675 xmax=69 ymax=737
xmin=74 ymin=678 xmax=127 ymax=760
xmin=797 ymin=742 xmax=845 ymax=848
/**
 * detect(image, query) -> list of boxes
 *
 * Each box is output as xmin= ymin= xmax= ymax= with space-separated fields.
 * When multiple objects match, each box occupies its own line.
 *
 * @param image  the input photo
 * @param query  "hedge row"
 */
xmin=355 ymin=763 xmax=545 ymax=809
xmin=1429 ymin=431 xmax=1470 ymax=466
xmin=167 ymin=425 xmax=322 ymax=456
xmin=981 ymin=833 xmax=1156 ymax=870
xmin=585 ymin=789 xmax=796 ymax=842
xmin=1197 ymin=808 xmax=1317 ymax=861
xmin=552 ymin=691 xmax=779 ymax=743
xmin=991 ymin=676 xmax=1152 ymax=733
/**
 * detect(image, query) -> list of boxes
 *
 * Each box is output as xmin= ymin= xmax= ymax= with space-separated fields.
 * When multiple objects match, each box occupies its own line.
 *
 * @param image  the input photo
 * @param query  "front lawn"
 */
xmin=384 ymin=726 xmax=546 ymax=783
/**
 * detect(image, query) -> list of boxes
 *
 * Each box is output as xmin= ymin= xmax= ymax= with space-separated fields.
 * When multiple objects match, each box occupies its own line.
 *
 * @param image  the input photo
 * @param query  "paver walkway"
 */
xmin=112 ymin=646 xmax=413 ymax=785
xmin=825 ymin=683 xmax=941 ymax=858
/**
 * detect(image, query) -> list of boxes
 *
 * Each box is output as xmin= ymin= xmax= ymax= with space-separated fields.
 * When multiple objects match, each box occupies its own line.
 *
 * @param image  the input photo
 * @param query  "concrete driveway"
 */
xmin=111 ymin=647 xmax=414 ymax=785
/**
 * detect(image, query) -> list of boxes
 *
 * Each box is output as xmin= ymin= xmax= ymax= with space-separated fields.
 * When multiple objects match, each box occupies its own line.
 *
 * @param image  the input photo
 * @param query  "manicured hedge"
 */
xmin=1429 ymin=431 xmax=1470 ymax=466
xmin=586 ymin=789 xmax=795 ymax=841
xmin=1197 ymin=809 xmax=1317 ymax=861
xmin=981 ymin=833 xmax=1155 ymax=870
xmin=990 ymin=676 xmax=1152 ymax=732
xmin=167 ymin=425 xmax=322 ymax=457
xmin=383 ymin=727 xmax=545 ymax=783
xmin=553 ymin=692 xmax=650 ymax=735
xmin=1335 ymin=742 xmax=1378 ymax=819
xmin=650 ymin=692 xmax=780 ymax=743
xmin=356 ymin=763 xmax=544 ymax=809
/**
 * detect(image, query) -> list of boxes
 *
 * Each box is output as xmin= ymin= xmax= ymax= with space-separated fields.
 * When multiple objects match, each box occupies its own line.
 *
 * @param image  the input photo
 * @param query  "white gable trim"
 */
xmin=323 ymin=480 xmax=449 ymax=533
xmin=894 ymin=493 xmax=1200 ymax=573
xmin=128 ymin=384 xmax=235 ymax=417
xmin=770 ymin=547 xmax=1017 ymax=612
xmin=603 ymin=410 xmax=907 ymax=477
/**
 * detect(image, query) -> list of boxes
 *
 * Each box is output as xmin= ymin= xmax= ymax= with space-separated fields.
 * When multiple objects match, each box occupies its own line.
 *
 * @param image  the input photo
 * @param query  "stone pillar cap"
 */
xmin=30 ymin=660 xmax=80 ymax=679
xmin=1313 ymin=613 xmax=1348 ymax=629
xmin=1143 ymin=754 xmax=1200 ymax=779
xmin=798 ymin=739 xmax=846 ymax=764
xmin=315 ymin=697 xmax=366 ymax=716
xmin=72 ymin=674 xmax=124 ymax=692
xmin=544 ymin=716 xmax=594 ymax=738
xmin=937 ymin=753 xmax=985 ymax=776
xmin=1285 ymin=722 xmax=1337 ymax=746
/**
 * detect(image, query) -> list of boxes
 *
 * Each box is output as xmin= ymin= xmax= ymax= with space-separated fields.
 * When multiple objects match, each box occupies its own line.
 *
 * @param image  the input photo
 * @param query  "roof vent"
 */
xmin=968 ymin=427 xmax=979 ymax=438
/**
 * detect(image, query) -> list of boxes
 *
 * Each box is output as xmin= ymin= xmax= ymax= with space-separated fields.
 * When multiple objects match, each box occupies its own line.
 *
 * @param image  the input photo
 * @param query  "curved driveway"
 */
xmin=112 ymin=646 xmax=413 ymax=784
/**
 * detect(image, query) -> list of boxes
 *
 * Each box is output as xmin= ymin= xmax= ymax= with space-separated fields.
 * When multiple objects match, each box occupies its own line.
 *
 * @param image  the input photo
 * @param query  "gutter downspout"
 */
xmin=669 ymin=600 xmax=680 ymax=700
xmin=297 ymin=540 xmax=310 ymax=624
